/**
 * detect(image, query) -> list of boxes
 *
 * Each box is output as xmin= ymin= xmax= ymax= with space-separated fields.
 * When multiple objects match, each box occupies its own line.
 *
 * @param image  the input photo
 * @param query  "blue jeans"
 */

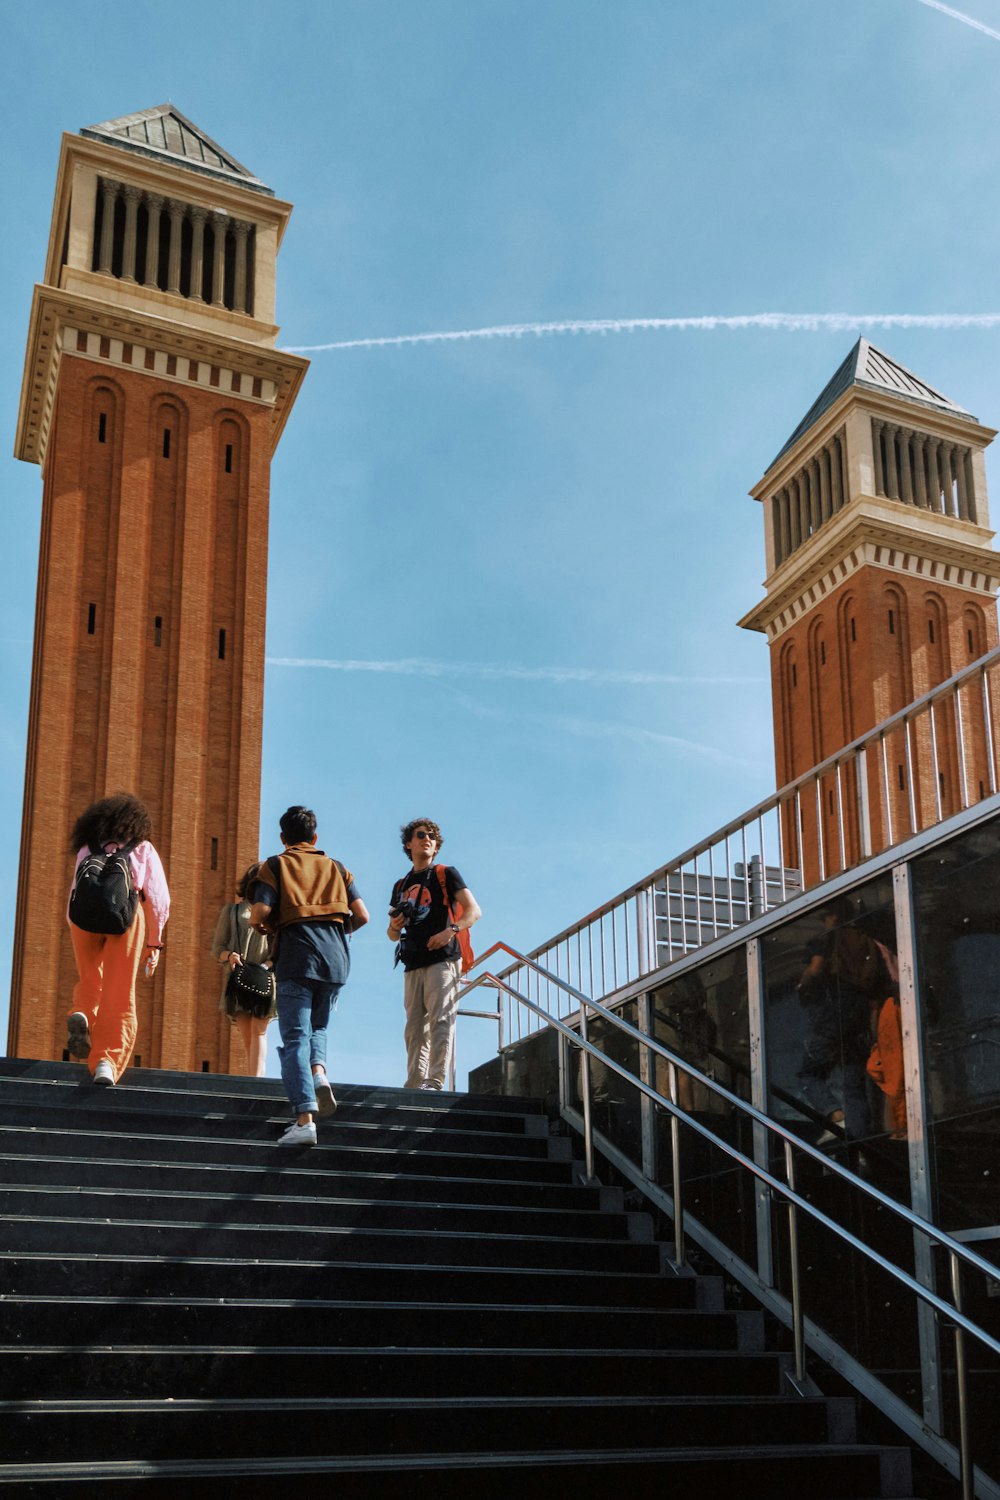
xmin=276 ymin=977 xmax=341 ymax=1114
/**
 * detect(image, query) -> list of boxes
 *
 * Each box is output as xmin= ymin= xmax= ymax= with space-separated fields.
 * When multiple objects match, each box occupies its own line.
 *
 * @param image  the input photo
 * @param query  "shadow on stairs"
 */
xmin=0 ymin=1058 xmax=922 ymax=1497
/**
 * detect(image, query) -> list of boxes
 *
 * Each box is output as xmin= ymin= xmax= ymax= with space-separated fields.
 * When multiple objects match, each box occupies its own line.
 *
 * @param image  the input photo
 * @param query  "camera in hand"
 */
xmin=390 ymin=896 xmax=431 ymax=927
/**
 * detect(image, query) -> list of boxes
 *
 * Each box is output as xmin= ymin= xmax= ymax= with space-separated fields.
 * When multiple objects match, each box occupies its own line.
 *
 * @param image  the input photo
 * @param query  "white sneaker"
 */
xmin=312 ymin=1069 xmax=337 ymax=1116
xmin=420 ymin=1080 xmax=443 ymax=1091
xmin=278 ymin=1120 xmax=317 ymax=1148
xmin=93 ymin=1059 xmax=115 ymax=1087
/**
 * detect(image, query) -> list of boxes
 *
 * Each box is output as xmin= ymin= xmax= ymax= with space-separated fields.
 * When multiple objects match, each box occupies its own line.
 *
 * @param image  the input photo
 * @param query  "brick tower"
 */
xmin=9 ymin=106 xmax=307 ymax=1071
xmin=739 ymin=340 xmax=999 ymax=878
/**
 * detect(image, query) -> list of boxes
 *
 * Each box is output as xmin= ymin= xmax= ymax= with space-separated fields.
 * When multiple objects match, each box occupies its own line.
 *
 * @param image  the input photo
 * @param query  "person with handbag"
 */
xmin=249 ymin=807 xmax=369 ymax=1148
xmin=211 ymin=863 xmax=276 ymax=1077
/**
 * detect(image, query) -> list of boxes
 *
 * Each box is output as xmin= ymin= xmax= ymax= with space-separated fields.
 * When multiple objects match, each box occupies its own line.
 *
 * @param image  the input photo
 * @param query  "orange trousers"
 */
xmin=68 ymin=905 xmax=145 ymax=1082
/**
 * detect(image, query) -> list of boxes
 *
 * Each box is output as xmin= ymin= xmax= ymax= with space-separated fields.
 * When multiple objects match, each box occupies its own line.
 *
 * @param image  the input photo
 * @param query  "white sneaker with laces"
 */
xmin=312 ymin=1069 xmax=337 ymax=1116
xmin=278 ymin=1120 xmax=317 ymax=1148
xmin=93 ymin=1059 xmax=115 ymax=1087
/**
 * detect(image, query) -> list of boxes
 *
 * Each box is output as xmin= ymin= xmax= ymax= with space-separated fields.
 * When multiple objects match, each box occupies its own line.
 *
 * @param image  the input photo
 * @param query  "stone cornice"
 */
xmin=738 ymin=494 xmax=999 ymax=637
xmin=15 ymin=284 xmax=308 ymax=466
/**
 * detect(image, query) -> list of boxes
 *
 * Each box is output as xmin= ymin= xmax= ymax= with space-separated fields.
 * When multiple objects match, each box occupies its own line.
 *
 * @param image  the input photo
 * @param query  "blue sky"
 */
xmin=2 ymin=0 xmax=1000 ymax=1086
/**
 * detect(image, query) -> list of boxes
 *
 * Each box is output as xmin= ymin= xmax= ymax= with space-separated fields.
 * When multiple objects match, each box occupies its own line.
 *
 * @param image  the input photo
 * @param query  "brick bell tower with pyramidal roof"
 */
xmin=740 ymin=339 xmax=1000 ymax=880
xmin=10 ymin=106 xmax=308 ymax=1072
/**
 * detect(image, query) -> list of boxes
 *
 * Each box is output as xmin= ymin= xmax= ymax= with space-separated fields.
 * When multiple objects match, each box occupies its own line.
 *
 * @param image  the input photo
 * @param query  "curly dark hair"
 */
xmin=235 ymin=863 xmax=260 ymax=900
xmin=401 ymin=818 xmax=443 ymax=857
xmin=71 ymin=793 xmax=152 ymax=852
xmin=279 ymin=806 xmax=317 ymax=843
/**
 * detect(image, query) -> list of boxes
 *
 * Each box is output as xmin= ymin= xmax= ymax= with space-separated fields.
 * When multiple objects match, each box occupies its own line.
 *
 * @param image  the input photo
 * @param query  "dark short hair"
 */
xmin=401 ymin=817 xmax=443 ymax=856
xmin=236 ymin=863 xmax=260 ymax=899
xmin=71 ymin=793 xmax=152 ymax=853
xmin=280 ymin=806 xmax=317 ymax=843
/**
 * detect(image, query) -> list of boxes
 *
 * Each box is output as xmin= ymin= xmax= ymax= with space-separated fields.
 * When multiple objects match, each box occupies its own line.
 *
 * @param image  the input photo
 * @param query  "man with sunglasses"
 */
xmin=387 ymin=818 xmax=481 ymax=1091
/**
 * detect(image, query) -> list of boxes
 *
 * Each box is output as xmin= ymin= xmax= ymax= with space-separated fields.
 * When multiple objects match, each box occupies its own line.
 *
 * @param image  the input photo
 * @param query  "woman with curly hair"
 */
xmin=66 ymin=792 xmax=170 ymax=1086
xmin=211 ymin=863 xmax=275 ymax=1077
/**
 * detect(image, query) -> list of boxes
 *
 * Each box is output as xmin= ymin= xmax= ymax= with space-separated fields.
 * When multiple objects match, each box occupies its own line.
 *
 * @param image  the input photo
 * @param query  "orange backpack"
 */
xmin=435 ymin=864 xmax=474 ymax=974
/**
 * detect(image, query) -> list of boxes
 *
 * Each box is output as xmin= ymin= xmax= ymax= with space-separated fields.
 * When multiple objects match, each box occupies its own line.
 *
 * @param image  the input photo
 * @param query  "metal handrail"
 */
xmin=496 ymin=644 xmax=1000 ymax=1007
xmin=464 ymin=938 xmax=1000 ymax=1500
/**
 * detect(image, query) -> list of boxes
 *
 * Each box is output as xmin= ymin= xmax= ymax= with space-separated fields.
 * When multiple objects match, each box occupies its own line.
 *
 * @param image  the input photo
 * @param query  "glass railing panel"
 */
xmin=761 ymin=867 xmax=911 ymax=1207
xmin=931 ymin=1240 xmax=1000 ymax=1489
xmin=569 ymin=1000 xmax=644 ymax=1170
xmin=649 ymin=949 xmax=754 ymax=1258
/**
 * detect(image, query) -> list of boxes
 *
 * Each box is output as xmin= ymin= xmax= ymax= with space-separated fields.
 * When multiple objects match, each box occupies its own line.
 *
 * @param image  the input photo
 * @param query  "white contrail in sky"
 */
xmin=266 ymin=655 xmax=759 ymax=686
xmin=910 ymin=0 xmax=1000 ymax=42
xmin=284 ymin=311 xmax=1000 ymax=354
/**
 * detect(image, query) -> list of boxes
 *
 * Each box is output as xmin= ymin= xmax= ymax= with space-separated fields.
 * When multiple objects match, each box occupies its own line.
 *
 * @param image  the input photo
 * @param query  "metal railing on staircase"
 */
xmin=460 ymin=939 xmax=1000 ymax=1500
xmin=494 ymin=645 xmax=1000 ymax=1028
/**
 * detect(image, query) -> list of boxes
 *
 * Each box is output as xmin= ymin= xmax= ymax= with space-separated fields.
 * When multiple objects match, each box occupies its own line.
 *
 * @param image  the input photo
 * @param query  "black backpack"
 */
xmin=69 ymin=842 xmax=140 ymax=935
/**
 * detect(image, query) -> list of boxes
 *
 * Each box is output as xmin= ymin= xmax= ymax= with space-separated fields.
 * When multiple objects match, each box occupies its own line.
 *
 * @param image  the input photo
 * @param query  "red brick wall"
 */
xmin=9 ymin=355 xmax=272 ymax=1074
xmin=770 ymin=568 xmax=999 ymax=880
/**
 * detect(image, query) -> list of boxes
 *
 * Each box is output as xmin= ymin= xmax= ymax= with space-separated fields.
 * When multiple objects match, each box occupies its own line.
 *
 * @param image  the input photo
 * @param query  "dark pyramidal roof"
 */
xmin=80 ymin=105 xmax=273 ymax=196
xmin=768 ymin=338 xmax=973 ymax=472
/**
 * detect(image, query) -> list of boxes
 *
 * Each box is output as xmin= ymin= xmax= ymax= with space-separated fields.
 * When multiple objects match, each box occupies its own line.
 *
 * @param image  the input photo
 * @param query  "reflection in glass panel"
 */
xmin=762 ymin=873 xmax=908 ymax=1184
xmin=650 ymin=950 xmax=754 ymax=1261
xmin=571 ymin=1001 xmax=642 ymax=1168
xmin=913 ymin=816 xmax=1000 ymax=1248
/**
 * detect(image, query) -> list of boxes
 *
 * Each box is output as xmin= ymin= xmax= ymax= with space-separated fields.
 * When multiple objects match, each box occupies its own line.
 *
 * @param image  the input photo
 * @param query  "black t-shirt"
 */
xmin=391 ymin=864 xmax=465 ymax=971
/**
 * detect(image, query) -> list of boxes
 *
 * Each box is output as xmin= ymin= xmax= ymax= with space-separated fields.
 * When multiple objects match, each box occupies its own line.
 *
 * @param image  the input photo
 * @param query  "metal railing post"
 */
xmin=784 ymin=1140 xmax=807 ymax=1384
xmin=856 ymin=746 xmax=873 ymax=858
xmin=747 ymin=937 xmax=774 ymax=1289
xmin=668 ymin=1058 xmax=685 ymax=1268
xmin=579 ymin=998 xmax=596 ymax=1181
xmin=893 ymin=860 xmax=944 ymax=1437
xmin=948 ymin=1250 xmax=973 ymax=1500
xmin=637 ymin=990 xmax=658 ymax=1182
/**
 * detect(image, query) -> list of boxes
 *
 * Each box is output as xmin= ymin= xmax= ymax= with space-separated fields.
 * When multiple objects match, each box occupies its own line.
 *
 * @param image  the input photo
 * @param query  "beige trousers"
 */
xmin=403 ymin=959 xmax=461 ymax=1088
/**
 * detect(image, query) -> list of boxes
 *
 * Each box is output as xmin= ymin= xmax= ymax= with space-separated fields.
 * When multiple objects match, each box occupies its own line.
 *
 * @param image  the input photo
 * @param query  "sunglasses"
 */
xmin=413 ymin=831 xmax=435 ymax=840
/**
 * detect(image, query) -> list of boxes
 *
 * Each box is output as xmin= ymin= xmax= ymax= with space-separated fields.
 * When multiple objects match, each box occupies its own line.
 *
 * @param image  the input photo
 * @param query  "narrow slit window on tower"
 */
xmin=202 ymin=1061 xmax=211 ymax=1073
xmin=87 ymin=603 xmax=96 ymax=636
xmin=888 ymin=609 xmax=895 ymax=636
xmin=980 ymin=780 xmax=986 ymax=800
xmin=97 ymin=412 xmax=107 ymax=444
xmin=224 ymin=444 xmax=233 ymax=474
xmin=828 ymin=789 xmax=834 ymax=814
xmin=928 ymin=619 xmax=935 ymax=644
xmin=850 ymin=617 xmax=856 ymax=643
xmin=218 ymin=628 xmax=226 ymax=660
xmin=210 ymin=837 xmax=218 ymax=871
xmin=791 ymin=663 xmax=797 ymax=688
xmin=820 ymin=641 xmax=826 ymax=666
xmin=939 ymin=772 xmax=946 ymax=797
xmin=898 ymin=765 xmax=906 ymax=791
xmin=154 ymin=615 xmax=162 ymax=647
xmin=162 ymin=428 xmax=171 ymax=459
xmin=968 ymin=628 xmax=976 ymax=654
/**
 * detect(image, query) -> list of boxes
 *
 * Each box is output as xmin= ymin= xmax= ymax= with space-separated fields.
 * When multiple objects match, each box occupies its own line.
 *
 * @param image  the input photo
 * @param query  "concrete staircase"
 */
xmin=0 ymin=1058 xmax=917 ymax=1496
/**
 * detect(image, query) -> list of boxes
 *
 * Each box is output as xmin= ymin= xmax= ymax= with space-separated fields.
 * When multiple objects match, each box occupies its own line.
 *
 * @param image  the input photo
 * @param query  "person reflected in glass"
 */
xmin=797 ymin=896 xmax=885 ymax=1148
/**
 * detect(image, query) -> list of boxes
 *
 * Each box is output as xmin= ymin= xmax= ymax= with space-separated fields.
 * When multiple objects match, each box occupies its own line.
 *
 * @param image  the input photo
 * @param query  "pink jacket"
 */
xmin=69 ymin=840 xmax=170 ymax=947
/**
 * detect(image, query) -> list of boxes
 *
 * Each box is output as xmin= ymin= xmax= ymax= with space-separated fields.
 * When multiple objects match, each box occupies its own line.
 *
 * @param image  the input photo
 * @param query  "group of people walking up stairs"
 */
xmin=64 ymin=796 xmax=480 ymax=1146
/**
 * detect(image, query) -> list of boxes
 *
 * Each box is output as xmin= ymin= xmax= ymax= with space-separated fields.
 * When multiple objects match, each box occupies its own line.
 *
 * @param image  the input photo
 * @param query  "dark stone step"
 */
xmin=0 ymin=1346 xmax=790 ymax=1401
xmin=0 ymin=1393 xmax=850 ymax=1465
xmin=1 ymin=1297 xmax=756 ymax=1352
xmin=0 ymin=1254 xmax=698 ymax=1309
xmin=0 ymin=1059 xmax=546 ymax=1115
xmin=0 ymin=1151 xmax=597 ymax=1209
xmin=0 ymin=1214 xmax=664 ymax=1271
xmin=0 ymin=1124 xmax=576 ymax=1183
xmin=0 ymin=1074 xmax=544 ymax=1133
xmin=0 ymin=1443 xmax=913 ymax=1499
xmin=0 ymin=1103 xmax=556 ymax=1158
xmin=0 ymin=1184 xmax=641 ymax=1240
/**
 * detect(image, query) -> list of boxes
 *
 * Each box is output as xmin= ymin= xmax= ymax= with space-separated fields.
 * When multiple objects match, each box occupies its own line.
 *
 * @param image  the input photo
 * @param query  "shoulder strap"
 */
xmin=435 ymin=865 xmax=452 ymax=917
